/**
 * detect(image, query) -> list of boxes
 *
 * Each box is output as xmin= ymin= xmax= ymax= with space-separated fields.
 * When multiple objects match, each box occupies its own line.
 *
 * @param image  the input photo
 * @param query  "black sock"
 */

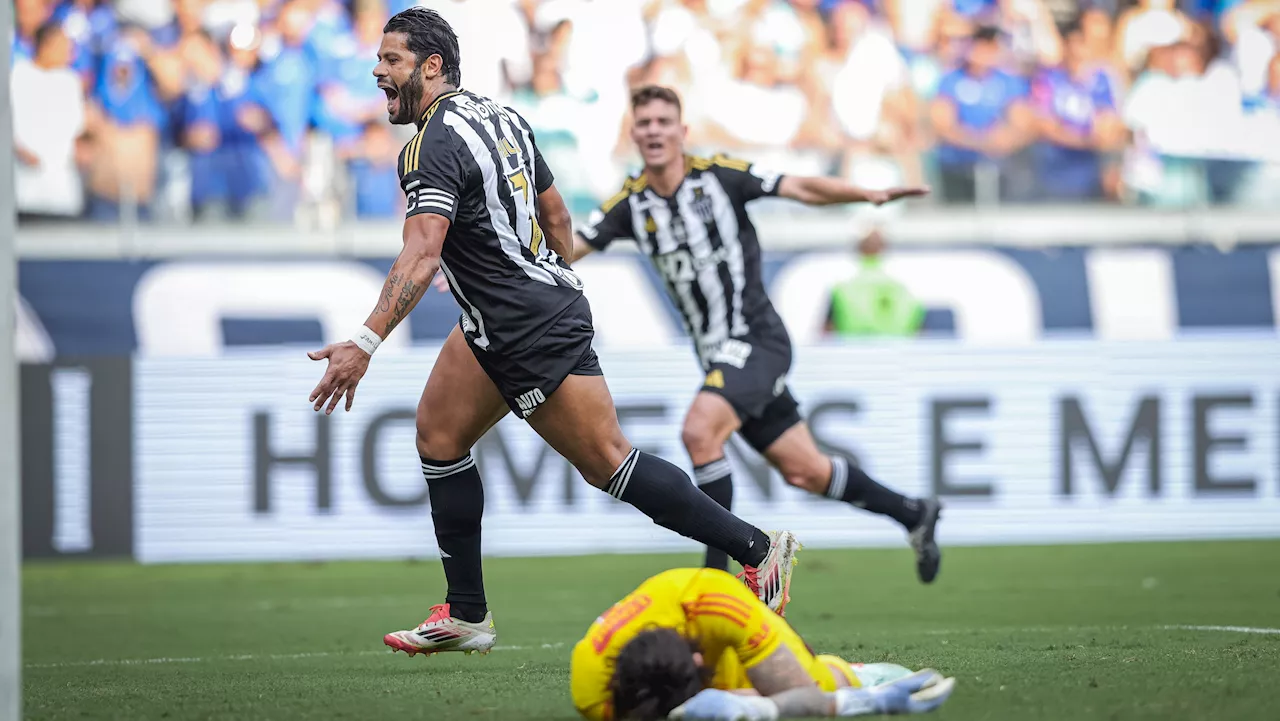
xmin=827 ymin=456 xmax=924 ymax=530
xmin=423 ymin=455 xmax=488 ymax=623
xmin=694 ymin=459 xmax=734 ymax=571
xmin=608 ymin=449 xmax=769 ymax=568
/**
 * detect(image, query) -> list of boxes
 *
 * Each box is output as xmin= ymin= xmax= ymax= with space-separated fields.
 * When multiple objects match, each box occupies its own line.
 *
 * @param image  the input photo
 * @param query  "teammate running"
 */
xmin=570 ymin=567 xmax=956 ymax=721
xmin=568 ymin=86 xmax=943 ymax=582
xmin=305 ymin=9 xmax=799 ymax=658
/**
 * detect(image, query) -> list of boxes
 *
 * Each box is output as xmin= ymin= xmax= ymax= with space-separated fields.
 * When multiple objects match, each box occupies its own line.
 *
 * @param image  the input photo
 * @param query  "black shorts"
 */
xmin=468 ymin=295 xmax=603 ymax=419
xmin=700 ymin=332 xmax=802 ymax=453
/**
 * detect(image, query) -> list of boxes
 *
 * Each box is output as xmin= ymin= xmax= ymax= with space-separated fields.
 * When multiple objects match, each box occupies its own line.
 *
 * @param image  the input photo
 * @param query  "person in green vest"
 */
xmin=826 ymin=230 xmax=924 ymax=337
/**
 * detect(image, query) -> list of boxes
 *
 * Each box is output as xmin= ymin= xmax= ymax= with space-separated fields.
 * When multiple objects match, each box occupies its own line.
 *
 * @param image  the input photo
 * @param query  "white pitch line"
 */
xmin=30 ymin=625 xmax=1280 ymax=670
xmin=1161 ymin=625 xmax=1280 ymax=635
xmin=24 ymin=643 xmax=565 ymax=670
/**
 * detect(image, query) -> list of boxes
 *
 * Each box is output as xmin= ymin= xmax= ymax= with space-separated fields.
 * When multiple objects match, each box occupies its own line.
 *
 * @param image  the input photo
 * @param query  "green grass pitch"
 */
xmin=21 ymin=539 xmax=1280 ymax=720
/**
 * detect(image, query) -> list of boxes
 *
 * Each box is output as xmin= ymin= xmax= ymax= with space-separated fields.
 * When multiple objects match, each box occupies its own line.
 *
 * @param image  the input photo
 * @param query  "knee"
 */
xmin=780 ymin=458 xmax=830 ymax=495
xmin=581 ymin=434 xmax=634 ymax=489
xmin=681 ymin=423 xmax=725 ymax=465
xmin=416 ymin=420 xmax=471 ymax=462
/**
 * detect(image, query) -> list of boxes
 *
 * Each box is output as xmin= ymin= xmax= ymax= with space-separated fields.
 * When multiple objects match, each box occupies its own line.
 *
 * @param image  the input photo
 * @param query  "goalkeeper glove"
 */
xmin=834 ymin=669 xmax=956 ymax=716
xmin=669 ymin=690 xmax=780 ymax=721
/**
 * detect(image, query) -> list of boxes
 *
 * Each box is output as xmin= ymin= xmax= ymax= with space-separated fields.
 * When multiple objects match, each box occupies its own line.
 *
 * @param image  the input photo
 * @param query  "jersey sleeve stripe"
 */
xmin=420 ymin=189 xmax=456 ymax=202
xmin=406 ymin=128 xmax=426 ymax=174
xmin=686 ymin=609 xmax=748 ymax=628
xmin=600 ymin=188 xmax=631 ymax=214
xmin=696 ymin=593 xmax=755 ymax=612
xmin=712 ymin=154 xmax=751 ymax=172
xmin=418 ymin=200 xmax=455 ymax=212
xmin=686 ymin=601 xmax=752 ymax=621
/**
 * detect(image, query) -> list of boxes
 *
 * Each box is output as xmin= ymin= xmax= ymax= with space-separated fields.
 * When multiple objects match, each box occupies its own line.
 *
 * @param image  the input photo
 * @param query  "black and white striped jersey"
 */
xmin=580 ymin=154 xmax=788 ymax=368
xmin=397 ymin=89 xmax=584 ymax=354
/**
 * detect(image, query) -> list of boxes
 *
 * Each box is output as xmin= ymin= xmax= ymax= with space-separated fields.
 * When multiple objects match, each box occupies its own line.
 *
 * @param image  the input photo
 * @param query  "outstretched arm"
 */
xmin=745 ymin=646 xmax=833 ymax=716
xmin=776 ymin=176 xmax=929 ymax=207
xmin=366 ymin=213 xmax=448 ymax=337
xmin=671 ymin=672 xmax=954 ymax=719
xmin=307 ymin=213 xmax=447 ymax=414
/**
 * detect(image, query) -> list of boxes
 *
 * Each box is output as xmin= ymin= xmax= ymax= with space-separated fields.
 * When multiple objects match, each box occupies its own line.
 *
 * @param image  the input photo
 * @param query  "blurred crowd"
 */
xmin=10 ymin=0 xmax=1280 ymax=225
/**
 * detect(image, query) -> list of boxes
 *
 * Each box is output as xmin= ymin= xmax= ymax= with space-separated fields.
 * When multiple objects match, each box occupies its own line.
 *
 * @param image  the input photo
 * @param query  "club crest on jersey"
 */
xmin=704 ymin=370 xmax=725 ymax=388
xmin=644 ymin=216 xmax=658 ymax=234
xmin=690 ymin=188 xmax=714 ymax=222
xmin=516 ymin=388 xmax=546 ymax=418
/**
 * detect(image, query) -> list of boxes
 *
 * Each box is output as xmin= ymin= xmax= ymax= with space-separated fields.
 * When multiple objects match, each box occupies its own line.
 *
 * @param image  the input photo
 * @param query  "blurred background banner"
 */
xmin=19 ymin=340 xmax=1280 ymax=562
xmin=15 ymin=241 xmax=1280 ymax=359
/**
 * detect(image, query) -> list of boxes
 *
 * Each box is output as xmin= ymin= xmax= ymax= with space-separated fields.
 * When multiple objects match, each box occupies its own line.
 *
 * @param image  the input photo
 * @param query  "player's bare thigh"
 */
xmin=681 ymin=391 xmax=742 ymax=466
xmin=761 ymin=422 xmax=833 ymax=495
xmin=523 ymin=373 xmax=632 ymax=488
xmin=416 ymin=325 xmax=510 ymax=460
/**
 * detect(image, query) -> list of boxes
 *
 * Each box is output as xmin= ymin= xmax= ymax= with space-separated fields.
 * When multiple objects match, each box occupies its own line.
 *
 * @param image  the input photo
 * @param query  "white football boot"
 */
xmin=736 ymin=530 xmax=801 ymax=616
xmin=383 ymin=603 xmax=496 ymax=657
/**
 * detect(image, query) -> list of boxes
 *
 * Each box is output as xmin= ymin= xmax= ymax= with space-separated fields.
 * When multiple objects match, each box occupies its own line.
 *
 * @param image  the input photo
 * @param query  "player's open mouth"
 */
xmin=645 ymin=141 xmax=664 ymax=152
xmin=381 ymin=84 xmax=400 ymax=113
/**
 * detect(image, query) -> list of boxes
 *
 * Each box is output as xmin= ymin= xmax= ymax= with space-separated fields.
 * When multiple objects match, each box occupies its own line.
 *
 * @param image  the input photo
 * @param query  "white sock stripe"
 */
xmin=421 ymin=456 xmax=475 ymax=473
xmin=827 ymin=456 xmax=847 ymax=499
xmin=694 ymin=459 xmax=732 ymax=485
xmin=421 ymin=456 xmax=476 ymax=478
xmin=608 ymin=449 xmax=641 ymax=499
xmin=612 ymin=450 xmax=640 ymax=499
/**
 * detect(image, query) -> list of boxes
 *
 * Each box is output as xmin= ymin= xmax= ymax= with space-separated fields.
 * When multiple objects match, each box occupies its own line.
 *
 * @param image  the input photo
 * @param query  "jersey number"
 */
xmin=507 ymin=168 xmax=529 ymax=203
xmin=506 ymin=168 xmax=544 ymax=254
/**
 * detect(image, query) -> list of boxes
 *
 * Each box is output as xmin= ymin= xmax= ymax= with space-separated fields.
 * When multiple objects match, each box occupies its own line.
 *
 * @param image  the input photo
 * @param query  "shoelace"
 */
xmin=420 ymin=603 xmax=451 ymax=627
xmin=737 ymin=565 xmax=761 ymax=594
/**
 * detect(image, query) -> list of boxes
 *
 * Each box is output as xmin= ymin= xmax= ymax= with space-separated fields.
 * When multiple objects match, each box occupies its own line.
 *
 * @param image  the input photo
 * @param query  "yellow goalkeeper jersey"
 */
xmin=570 ymin=568 xmax=856 ymax=721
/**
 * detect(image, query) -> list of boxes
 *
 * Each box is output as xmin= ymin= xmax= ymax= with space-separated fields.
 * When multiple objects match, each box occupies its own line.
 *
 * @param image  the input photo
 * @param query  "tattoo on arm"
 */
xmin=746 ymin=646 xmax=820 ymax=697
xmin=383 ymin=277 xmax=421 ymax=336
xmin=379 ymin=272 xmax=402 ymax=313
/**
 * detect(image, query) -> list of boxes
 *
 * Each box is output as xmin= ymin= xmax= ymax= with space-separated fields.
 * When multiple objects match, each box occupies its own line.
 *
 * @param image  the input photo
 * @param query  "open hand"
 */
xmin=865 ymin=187 xmax=931 ymax=205
xmin=307 ymin=341 xmax=371 ymax=414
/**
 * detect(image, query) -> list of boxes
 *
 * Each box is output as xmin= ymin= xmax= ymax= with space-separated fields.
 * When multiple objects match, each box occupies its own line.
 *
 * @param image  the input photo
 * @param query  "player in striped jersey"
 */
xmin=569 ymin=86 xmax=944 ymax=585
xmin=305 ymin=9 xmax=800 ymax=660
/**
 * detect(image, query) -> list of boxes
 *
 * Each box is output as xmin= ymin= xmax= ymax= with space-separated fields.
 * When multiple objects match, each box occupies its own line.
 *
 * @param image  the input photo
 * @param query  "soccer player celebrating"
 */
xmin=570 ymin=567 xmax=956 ymax=720
xmin=569 ymin=86 xmax=943 ymax=582
xmin=306 ymin=9 xmax=800 ymax=658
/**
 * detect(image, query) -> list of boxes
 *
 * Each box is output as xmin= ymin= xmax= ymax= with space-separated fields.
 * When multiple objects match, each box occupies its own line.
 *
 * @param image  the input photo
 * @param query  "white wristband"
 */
xmin=350 ymin=325 xmax=383 ymax=355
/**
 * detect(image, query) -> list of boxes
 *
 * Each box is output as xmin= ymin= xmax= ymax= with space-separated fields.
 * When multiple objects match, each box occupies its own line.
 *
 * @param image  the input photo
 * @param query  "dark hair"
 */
xmin=630 ymin=85 xmax=683 ymax=118
xmin=383 ymin=7 xmax=461 ymax=86
xmin=1058 ymin=19 xmax=1082 ymax=40
xmin=610 ymin=629 xmax=706 ymax=721
xmin=972 ymin=25 xmax=1001 ymax=44
xmin=33 ymin=20 xmax=66 ymax=53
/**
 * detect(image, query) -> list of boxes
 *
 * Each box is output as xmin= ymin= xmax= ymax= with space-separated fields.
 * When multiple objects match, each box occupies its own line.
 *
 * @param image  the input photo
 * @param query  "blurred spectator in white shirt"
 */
xmin=1234 ymin=9 xmax=1280 ymax=96
xmin=1115 ymin=0 xmax=1196 ymax=74
xmin=819 ymin=2 xmax=925 ymax=186
xmin=698 ymin=38 xmax=830 ymax=176
xmin=1122 ymin=33 xmax=1250 ymax=205
xmin=418 ymin=0 xmax=532 ymax=104
xmin=13 ymin=22 xmax=88 ymax=221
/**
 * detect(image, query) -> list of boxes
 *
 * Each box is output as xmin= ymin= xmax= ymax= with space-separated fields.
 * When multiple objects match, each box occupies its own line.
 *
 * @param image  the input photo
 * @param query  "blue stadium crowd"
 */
xmin=10 ymin=0 xmax=1280 ymax=225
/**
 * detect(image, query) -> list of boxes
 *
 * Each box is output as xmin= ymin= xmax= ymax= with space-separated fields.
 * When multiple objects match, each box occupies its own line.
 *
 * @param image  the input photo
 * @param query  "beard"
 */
xmin=390 ymin=71 xmax=424 ymax=125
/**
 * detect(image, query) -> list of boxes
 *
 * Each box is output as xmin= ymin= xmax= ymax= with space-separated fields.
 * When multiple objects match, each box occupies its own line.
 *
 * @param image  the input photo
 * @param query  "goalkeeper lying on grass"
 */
xmin=571 ymin=568 xmax=955 ymax=720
